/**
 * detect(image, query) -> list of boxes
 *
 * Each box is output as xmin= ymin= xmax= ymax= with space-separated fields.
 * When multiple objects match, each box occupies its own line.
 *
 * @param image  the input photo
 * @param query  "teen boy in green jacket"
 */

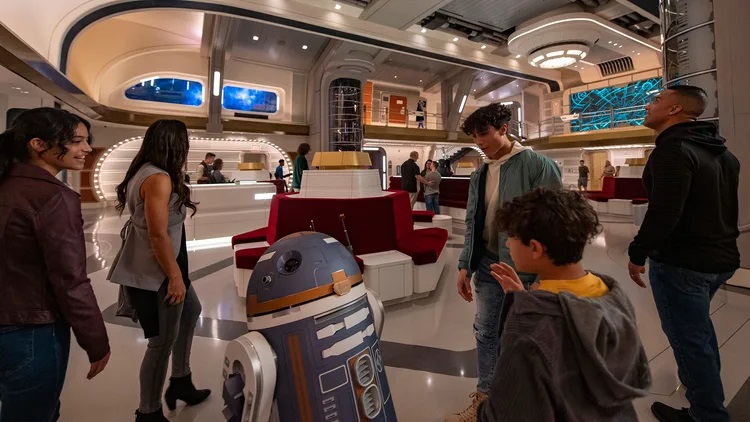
xmin=446 ymin=103 xmax=561 ymax=422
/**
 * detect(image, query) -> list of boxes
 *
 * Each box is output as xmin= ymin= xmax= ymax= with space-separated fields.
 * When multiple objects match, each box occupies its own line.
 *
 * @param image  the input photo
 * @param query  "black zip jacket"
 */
xmin=628 ymin=121 xmax=740 ymax=274
xmin=400 ymin=158 xmax=420 ymax=192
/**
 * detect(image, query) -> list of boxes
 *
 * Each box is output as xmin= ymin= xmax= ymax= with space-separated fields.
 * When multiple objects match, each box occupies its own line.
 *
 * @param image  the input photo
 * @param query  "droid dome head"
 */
xmin=246 ymin=232 xmax=362 ymax=318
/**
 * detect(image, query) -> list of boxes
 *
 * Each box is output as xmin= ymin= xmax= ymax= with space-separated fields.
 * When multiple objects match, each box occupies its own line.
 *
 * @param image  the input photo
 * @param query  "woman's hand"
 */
xmin=490 ymin=262 xmax=526 ymax=293
xmin=87 ymin=351 xmax=111 ymax=380
xmin=165 ymin=276 xmax=186 ymax=305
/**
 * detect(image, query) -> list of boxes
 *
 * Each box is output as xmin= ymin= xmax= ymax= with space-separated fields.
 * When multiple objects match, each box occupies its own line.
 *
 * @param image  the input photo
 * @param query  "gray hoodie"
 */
xmin=478 ymin=274 xmax=651 ymax=421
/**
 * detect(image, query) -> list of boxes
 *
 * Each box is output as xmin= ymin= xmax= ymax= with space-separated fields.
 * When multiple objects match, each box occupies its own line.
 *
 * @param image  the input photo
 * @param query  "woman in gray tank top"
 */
xmin=107 ymin=120 xmax=210 ymax=421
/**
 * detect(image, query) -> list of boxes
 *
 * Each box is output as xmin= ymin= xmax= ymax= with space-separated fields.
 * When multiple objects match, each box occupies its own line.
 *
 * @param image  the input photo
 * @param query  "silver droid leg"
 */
xmin=222 ymin=332 xmax=277 ymax=422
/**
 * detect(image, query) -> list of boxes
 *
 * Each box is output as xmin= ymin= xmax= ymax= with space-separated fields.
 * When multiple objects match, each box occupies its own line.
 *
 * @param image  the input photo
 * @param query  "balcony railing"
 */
xmin=363 ymin=104 xmax=648 ymax=141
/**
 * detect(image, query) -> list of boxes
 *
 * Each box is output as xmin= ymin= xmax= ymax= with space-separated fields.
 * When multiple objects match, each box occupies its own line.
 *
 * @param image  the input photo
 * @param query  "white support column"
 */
xmin=714 ymin=0 xmax=750 ymax=268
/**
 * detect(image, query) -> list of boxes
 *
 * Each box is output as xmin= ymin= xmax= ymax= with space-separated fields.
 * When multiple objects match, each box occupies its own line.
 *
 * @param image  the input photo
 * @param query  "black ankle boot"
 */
xmin=135 ymin=408 xmax=169 ymax=421
xmin=164 ymin=373 xmax=211 ymax=411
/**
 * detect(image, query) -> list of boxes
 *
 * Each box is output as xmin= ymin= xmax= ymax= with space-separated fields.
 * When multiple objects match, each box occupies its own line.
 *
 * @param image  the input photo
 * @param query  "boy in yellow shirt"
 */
xmin=477 ymin=188 xmax=652 ymax=421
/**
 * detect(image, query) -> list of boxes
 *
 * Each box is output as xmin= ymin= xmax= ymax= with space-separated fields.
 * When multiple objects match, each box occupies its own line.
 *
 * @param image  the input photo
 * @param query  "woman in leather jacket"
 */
xmin=0 ymin=108 xmax=111 ymax=421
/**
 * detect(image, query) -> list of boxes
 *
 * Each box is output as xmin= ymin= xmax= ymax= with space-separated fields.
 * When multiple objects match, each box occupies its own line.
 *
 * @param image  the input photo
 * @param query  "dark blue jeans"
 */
xmin=0 ymin=321 xmax=71 ymax=422
xmin=425 ymin=193 xmax=440 ymax=215
xmin=473 ymin=255 xmax=537 ymax=392
xmin=650 ymin=260 xmax=734 ymax=422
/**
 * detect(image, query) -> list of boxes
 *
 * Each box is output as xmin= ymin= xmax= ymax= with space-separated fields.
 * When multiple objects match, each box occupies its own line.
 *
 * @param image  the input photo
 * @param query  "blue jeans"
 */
xmin=474 ymin=255 xmax=536 ymax=392
xmin=650 ymin=260 xmax=734 ymax=422
xmin=425 ymin=193 xmax=440 ymax=215
xmin=0 ymin=321 xmax=71 ymax=422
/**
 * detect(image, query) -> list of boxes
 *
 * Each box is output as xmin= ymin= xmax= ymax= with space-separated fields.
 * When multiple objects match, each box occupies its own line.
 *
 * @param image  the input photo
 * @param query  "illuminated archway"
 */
xmin=93 ymin=136 xmax=292 ymax=202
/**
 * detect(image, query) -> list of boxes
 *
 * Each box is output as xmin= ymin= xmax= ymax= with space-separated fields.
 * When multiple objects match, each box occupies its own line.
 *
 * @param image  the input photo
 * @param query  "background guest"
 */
xmin=291 ymin=143 xmax=311 ymax=192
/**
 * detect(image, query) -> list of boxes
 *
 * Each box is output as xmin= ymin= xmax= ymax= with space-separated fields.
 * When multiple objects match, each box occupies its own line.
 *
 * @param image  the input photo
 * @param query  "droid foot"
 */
xmin=164 ymin=373 xmax=211 ymax=410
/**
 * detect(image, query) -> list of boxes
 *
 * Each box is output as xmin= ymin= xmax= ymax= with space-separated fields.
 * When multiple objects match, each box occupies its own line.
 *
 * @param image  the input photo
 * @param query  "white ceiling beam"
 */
xmin=614 ymin=0 xmax=659 ymax=24
xmin=473 ymin=76 xmax=516 ymax=99
xmin=360 ymin=0 xmax=454 ymax=30
xmin=423 ymin=66 xmax=467 ymax=93
xmin=594 ymin=1 xmax=634 ymax=20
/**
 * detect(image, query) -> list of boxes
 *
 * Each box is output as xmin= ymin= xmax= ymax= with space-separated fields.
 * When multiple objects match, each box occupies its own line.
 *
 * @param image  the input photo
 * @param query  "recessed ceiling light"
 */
xmin=334 ymin=3 xmax=341 ymax=10
xmin=252 ymin=35 xmax=259 ymax=41
xmin=452 ymin=37 xmax=459 ymax=42
xmin=419 ymin=79 xmax=422 ymax=82
xmin=394 ymin=75 xmax=398 ymax=79
xmin=619 ymin=45 xmax=623 ymax=48
xmin=637 ymin=52 xmax=641 ymax=55
xmin=608 ymin=41 xmax=612 ymax=44
xmin=420 ymin=28 xmax=427 ymax=33
xmin=632 ymin=50 xmax=636 ymax=53
xmin=481 ymin=44 xmax=487 ymax=49
xmin=302 ymin=45 xmax=308 ymax=50
xmin=473 ymin=89 xmax=476 ymax=91
xmin=515 ymin=54 xmax=522 ymax=58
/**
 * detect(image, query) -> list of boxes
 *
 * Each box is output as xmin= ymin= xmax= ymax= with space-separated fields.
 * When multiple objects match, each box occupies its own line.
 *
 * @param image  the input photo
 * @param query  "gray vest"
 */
xmin=107 ymin=164 xmax=186 ymax=291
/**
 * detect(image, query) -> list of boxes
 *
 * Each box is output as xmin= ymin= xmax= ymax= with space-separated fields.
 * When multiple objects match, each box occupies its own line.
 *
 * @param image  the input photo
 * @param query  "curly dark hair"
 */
xmin=297 ymin=142 xmax=311 ymax=155
xmin=460 ymin=103 xmax=512 ymax=135
xmin=496 ymin=188 xmax=602 ymax=266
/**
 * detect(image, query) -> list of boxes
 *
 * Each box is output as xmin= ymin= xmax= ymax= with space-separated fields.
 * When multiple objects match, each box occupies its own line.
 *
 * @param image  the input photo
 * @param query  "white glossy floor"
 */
xmin=57 ymin=209 xmax=750 ymax=421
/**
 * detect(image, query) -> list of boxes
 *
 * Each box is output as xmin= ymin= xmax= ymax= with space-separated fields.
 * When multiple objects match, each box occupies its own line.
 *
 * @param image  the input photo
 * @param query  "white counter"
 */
xmin=186 ymin=183 xmax=276 ymax=241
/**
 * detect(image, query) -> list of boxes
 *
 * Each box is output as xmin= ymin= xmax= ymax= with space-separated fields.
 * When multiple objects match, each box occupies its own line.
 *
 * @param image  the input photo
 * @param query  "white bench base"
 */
xmin=359 ymin=250 xmax=414 ymax=302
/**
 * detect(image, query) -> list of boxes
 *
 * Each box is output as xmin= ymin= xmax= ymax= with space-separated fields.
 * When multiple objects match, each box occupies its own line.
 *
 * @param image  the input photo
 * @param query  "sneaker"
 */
xmin=651 ymin=402 xmax=693 ymax=422
xmin=444 ymin=391 xmax=488 ymax=422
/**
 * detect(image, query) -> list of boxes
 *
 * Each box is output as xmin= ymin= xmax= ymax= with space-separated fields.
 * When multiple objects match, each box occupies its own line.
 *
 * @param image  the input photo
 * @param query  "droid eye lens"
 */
xmin=284 ymin=258 xmax=300 ymax=273
xmin=276 ymin=250 xmax=303 ymax=275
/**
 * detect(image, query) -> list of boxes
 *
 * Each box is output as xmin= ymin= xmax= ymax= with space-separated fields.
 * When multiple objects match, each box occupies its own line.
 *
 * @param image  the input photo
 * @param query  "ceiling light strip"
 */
xmin=508 ymin=17 xmax=661 ymax=52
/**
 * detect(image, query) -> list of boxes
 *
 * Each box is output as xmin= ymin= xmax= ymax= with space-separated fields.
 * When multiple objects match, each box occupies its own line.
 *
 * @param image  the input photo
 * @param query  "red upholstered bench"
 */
xmin=412 ymin=210 xmax=434 ymax=223
xmin=235 ymin=246 xmax=267 ymax=269
xmin=586 ymin=177 xmax=616 ymax=201
xmin=232 ymin=190 xmax=448 ymax=301
xmin=389 ymin=176 xmax=470 ymax=209
xmin=398 ymin=228 xmax=449 ymax=265
xmin=232 ymin=227 xmax=267 ymax=247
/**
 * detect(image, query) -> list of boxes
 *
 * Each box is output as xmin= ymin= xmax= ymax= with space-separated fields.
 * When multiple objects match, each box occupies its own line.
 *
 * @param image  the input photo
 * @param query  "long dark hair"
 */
xmin=0 ymin=107 xmax=86 ymax=179
xmin=115 ymin=120 xmax=196 ymax=216
xmin=297 ymin=142 xmax=311 ymax=155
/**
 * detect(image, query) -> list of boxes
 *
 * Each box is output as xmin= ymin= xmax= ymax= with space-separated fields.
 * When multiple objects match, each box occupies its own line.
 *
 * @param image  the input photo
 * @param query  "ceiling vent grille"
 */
xmin=598 ymin=57 xmax=634 ymax=77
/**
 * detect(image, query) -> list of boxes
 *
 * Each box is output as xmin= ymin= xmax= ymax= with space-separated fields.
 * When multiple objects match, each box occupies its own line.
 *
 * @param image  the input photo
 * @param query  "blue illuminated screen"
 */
xmin=569 ymin=77 xmax=661 ymax=132
xmin=125 ymin=78 xmax=203 ymax=106
xmin=222 ymin=86 xmax=278 ymax=113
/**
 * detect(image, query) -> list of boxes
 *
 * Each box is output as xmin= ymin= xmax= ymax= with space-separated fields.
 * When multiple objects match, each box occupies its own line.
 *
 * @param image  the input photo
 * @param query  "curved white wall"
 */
xmin=66 ymin=12 xmax=202 ymax=100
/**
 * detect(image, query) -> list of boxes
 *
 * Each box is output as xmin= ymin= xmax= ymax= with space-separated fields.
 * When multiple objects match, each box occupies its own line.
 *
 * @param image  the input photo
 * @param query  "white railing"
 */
xmin=363 ymin=104 xmax=648 ymax=140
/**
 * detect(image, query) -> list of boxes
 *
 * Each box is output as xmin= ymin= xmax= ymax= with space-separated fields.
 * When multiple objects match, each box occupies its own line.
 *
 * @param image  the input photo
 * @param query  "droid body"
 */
xmin=222 ymin=232 xmax=397 ymax=421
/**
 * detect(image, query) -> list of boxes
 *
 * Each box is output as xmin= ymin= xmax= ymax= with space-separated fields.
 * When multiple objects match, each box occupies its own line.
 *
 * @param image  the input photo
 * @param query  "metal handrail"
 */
xmin=362 ymin=104 xmax=649 ymax=140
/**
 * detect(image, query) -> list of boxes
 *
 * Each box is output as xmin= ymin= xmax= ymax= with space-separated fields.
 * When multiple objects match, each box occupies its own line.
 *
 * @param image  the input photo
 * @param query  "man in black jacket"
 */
xmin=401 ymin=151 xmax=421 ymax=208
xmin=628 ymin=85 xmax=740 ymax=422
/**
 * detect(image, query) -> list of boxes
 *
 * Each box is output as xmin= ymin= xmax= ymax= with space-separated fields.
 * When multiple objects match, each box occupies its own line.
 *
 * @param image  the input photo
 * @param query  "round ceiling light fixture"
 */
xmin=529 ymin=43 xmax=589 ymax=69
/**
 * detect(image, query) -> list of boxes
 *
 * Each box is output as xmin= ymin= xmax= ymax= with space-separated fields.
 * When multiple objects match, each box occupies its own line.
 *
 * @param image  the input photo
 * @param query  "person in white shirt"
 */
xmin=601 ymin=160 xmax=617 ymax=179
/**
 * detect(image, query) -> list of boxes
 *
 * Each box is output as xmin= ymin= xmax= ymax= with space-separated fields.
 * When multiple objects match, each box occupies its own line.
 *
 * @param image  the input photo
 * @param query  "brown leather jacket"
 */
xmin=0 ymin=163 xmax=110 ymax=362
